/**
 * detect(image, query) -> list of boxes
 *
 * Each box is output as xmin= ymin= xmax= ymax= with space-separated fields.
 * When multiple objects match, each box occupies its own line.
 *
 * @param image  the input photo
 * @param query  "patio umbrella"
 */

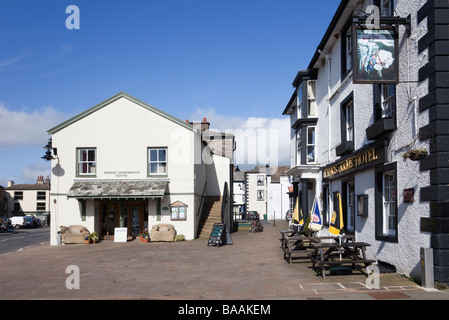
xmin=309 ymin=196 xmax=323 ymax=232
xmin=329 ymin=192 xmax=344 ymax=235
xmin=291 ymin=198 xmax=304 ymax=228
xmin=328 ymin=192 xmax=351 ymax=274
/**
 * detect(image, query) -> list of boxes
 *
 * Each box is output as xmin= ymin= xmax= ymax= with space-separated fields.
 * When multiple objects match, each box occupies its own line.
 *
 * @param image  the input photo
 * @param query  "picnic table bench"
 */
xmin=282 ymin=234 xmax=354 ymax=264
xmin=279 ymin=229 xmax=316 ymax=249
xmin=310 ymin=241 xmax=375 ymax=279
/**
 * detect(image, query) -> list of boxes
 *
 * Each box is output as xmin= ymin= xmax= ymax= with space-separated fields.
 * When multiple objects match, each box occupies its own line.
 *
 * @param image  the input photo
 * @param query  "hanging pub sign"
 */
xmin=353 ymin=25 xmax=399 ymax=84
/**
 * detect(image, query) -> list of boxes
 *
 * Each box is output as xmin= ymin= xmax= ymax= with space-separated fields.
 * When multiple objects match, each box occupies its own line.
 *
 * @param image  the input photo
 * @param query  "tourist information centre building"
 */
xmin=47 ymin=92 xmax=233 ymax=245
xmin=283 ymin=0 xmax=449 ymax=284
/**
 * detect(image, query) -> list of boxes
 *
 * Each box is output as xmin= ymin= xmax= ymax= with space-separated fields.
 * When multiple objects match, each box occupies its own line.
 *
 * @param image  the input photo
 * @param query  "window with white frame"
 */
xmin=77 ymin=148 xmax=96 ymax=176
xmin=341 ymin=20 xmax=353 ymax=77
xmin=346 ymin=100 xmax=354 ymax=142
xmin=307 ymin=81 xmax=317 ymax=117
xmin=307 ymin=127 xmax=316 ymax=164
xmin=297 ymin=84 xmax=303 ymax=120
xmin=148 ymin=148 xmax=167 ymax=176
xmin=257 ymin=190 xmax=265 ymax=201
xmin=347 ymin=182 xmax=355 ymax=232
xmin=296 ymin=129 xmax=302 ymax=166
xmin=381 ymin=84 xmax=396 ymax=118
xmin=37 ymin=202 xmax=46 ymax=211
xmin=383 ymin=171 xmax=396 ymax=236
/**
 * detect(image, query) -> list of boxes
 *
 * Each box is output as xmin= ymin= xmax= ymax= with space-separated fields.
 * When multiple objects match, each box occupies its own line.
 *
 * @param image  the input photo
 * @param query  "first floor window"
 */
xmin=297 ymin=84 xmax=303 ymax=120
xmin=307 ymin=81 xmax=317 ymax=117
xmin=346 ymin=100 xmax=354 ymax=142
xmin=14 ymin=191 xmax=23 ymax=200
xmin=149 ymin=148 xmax=167 ymax=175
xmin=374 ymin=83 xmax=396 ymax=122
xmin=37 ymin=202 xmax=46 ymax=211
xmin=383 ymin=171 xmax=396 ymax=236
xmin=37 ymin=191 xmax=46 ymax=200
xmin=78 ymin=148 xmax=96 ymax=176
xmin=296 ymin=129 xmax=302 ymax=166
xmin=381 ymin=84 xmax=396 ymax=119
xmin=257 ymin=190 xmax=265 ymax=201
xmin=307 ymin=127 xmax=316 ymax=164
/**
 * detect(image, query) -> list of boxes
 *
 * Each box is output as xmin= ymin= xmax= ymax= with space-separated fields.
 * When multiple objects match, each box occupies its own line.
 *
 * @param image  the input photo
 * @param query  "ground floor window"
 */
xmin=322 ymin=185 xmax=330 ymax=225
xmin=346 ymin=181 xmax=355 ymax=232
xmin=383 ymin=171 xmax=396 ymax=235
xmin=170 ymin=201 xmax=187 ymax=221
xmin=375 ymin=162 xmax=398 ymax=242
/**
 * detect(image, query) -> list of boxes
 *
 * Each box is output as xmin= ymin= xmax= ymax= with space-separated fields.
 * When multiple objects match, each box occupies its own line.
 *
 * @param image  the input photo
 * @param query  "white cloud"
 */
xmin=19 ymin=162 xmax=51 ymax=183
xmin=0 ymin=103 xmax=66 ymax=149
xmin=0 ymin=54 xmax=24 ymax=68
xmin=189 ymin=108 xmax=290 ymax=167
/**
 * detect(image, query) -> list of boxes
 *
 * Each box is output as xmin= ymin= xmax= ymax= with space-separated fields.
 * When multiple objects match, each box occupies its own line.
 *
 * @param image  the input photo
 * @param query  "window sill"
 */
xmin=366 ymin=118 xmax=396 ymax=140
xmin=336 ymin=141 xmax=354 ymax=157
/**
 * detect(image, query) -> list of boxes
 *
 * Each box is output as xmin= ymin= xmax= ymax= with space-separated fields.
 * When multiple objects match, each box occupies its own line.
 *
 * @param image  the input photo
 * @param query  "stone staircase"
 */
xmin=197 ymin=196 xmax=222 ymax=239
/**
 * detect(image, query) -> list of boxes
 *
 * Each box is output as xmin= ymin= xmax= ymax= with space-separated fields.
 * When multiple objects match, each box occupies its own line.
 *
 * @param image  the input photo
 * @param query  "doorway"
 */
xmin=99 ymin=201 xmax=148 ymax=239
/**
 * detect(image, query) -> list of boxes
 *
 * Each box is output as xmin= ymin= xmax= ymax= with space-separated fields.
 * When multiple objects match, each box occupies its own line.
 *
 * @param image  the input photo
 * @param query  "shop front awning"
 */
xmin=67 ymin=180 xmax=169 ymax=200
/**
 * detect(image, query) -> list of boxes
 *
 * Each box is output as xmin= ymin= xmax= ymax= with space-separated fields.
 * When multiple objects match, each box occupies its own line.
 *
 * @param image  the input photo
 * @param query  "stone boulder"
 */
xmin=149 ymin=224 xmax=176 ymax=242
xmin=60 ymin=225 xmax=90 ymax=244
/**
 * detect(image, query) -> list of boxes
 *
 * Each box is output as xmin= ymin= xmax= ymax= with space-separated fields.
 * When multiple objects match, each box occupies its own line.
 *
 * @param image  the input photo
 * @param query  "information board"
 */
xmin=114 ymin=228 xmax=128 ymax=243
xmin=207 ymin=223 xmax=226 ymax=247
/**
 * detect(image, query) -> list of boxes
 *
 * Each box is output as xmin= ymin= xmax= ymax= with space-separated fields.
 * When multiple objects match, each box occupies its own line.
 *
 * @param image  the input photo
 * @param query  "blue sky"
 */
xmin=0 ymin=0 xmax=340 ymax=185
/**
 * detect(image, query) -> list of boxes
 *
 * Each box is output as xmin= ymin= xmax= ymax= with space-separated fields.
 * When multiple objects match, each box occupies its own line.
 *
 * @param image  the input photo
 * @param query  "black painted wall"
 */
xmin=418 ymin=0 xmax=449 ymax=284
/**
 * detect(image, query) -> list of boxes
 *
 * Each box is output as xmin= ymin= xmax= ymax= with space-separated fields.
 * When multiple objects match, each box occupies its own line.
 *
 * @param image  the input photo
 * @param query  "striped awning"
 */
xmin=67 ymin=180 xmax=168 ymax=200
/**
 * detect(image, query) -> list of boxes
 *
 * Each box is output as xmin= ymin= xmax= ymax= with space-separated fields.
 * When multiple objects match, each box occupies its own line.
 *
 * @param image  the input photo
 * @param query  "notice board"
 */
xmin=207 ymin=223 xmax=226 ymax=247
xmin=114 ymin=228 xmax=128 ymax=243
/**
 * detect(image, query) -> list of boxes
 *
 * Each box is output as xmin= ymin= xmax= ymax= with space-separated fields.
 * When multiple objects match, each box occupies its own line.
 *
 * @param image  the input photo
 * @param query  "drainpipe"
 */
xmin=325 ymin=53 xmax=332 ymax=163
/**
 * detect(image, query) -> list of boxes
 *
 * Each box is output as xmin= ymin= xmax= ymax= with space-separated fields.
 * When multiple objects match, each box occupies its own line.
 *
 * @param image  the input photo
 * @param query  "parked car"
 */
xmin=0 ymin=218 xmax=13 ymax=232
xmin=9 ymin=216 xmax=27 ymax=229
xmin=25 ymin=216 xmax=37 ymax=228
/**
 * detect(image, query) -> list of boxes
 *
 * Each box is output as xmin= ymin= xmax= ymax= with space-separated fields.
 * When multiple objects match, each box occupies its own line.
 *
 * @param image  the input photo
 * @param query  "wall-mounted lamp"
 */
xmin=42 ymin=138 xmax=57 ymax=161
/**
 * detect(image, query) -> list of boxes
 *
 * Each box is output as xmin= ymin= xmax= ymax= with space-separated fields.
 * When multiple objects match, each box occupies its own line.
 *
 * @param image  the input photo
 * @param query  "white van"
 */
xmin=9 ymin=216 xmax=26 ymax=229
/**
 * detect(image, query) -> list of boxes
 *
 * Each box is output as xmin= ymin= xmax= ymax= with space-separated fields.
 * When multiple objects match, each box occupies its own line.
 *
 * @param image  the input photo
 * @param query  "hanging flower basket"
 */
xmin=403 ymin=149 xmax=428 ymax=161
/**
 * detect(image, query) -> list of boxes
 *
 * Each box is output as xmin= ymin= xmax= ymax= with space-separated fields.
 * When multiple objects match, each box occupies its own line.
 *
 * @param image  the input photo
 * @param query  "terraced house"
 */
xmin=47 ymin=92 xmax=234 ymax=245
xmin=283 ymin=0 xmax=449 ymax=284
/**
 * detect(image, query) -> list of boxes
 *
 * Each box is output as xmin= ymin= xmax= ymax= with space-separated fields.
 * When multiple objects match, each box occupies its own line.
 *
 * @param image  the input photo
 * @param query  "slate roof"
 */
xmin=67 ymin=180 xmax=168 ymax=199
xmin=6 ymin=183 xmax=50 ymax=191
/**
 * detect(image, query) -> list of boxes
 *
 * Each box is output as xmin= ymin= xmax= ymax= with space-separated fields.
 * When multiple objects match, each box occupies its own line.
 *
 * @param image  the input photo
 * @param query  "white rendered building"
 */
xmin=47 ymin=92 xmax=233 ymax=245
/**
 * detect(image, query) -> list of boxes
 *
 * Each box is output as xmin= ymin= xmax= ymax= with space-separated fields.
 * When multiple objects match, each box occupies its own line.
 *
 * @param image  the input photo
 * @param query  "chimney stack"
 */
xmin=7 ymin=181 xmax=14 ymax=188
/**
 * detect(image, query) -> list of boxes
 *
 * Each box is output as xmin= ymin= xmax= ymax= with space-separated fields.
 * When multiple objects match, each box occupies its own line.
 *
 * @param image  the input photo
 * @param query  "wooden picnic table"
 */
xmin=310 ymin=241 xmax=375 ymax=279
xmin=279 ymin=229 xmax=316 ymax=249
xmin=282 ymin=234 xmax=355 ymax=264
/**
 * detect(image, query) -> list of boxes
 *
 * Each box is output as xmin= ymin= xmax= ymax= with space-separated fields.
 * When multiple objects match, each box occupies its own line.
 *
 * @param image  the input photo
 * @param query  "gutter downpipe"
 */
xmin=324 ymin=52 xmax=332 ymax=164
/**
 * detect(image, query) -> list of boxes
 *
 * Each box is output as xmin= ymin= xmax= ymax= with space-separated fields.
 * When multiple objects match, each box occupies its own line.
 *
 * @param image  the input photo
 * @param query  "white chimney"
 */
xmin=7 ymin=181 xmax=14 ymax=187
